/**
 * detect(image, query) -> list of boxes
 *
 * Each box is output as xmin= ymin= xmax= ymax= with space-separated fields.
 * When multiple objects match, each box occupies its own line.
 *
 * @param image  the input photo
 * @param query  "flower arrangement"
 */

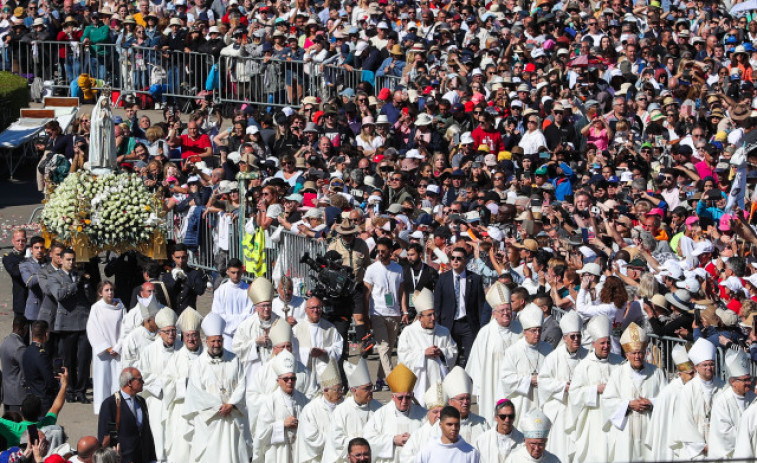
xmin=41 ymin=171 xmax=163 ymax=248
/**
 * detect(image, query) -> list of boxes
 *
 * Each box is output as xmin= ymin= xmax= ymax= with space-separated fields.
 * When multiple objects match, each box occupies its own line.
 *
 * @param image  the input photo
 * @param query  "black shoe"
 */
xmin=65 ymin=392 xmax=77 ymax=403
xmin=76 ymin=394 xmax=91 ymax=404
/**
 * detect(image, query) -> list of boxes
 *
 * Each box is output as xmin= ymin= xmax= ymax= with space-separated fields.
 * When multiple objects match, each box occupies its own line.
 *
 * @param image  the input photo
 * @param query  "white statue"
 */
xmin=89 ymin=95 xmax=117 ymax=174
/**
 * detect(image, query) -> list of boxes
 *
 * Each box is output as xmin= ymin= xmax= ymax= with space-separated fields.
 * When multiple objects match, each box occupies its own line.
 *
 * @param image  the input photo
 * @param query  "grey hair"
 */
xmin=280 ymin=276 xmax=293 ymax=288
xmin=93 ymin=448 xmax=120 ymax=463
xmin=119 ymin=368 xmax=136 ymax=389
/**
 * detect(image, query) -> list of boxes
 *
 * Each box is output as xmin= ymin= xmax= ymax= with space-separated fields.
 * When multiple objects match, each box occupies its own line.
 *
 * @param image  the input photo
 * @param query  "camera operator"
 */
xmin=327 ymin=218 xmax=371 ymax=353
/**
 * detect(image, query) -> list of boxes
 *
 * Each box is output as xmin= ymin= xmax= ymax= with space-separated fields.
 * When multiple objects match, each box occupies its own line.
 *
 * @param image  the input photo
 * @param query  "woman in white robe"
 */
xmin=85 ymin=281 xmax=125 ymax=415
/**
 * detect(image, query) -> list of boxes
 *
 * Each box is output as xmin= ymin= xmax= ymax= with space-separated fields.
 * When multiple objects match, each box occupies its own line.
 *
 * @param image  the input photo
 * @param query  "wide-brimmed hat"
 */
xmin=665 ymin=289 xmax=693 ymax=312
xmin=99 ymin=6 xmax=114 ymax=15
xmin=732 ymin=104 xmax=751 ymax=121
xmin=415 ymin=113 xmax=433 ymax=126
xmin=333 ymin=218 xmax=359 ymax=235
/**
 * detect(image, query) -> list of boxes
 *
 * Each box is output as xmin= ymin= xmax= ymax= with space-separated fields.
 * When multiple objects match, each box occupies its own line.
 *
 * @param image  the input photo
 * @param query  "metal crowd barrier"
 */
xmin=5 ymin=39 xmax=401 ymax=109
xmin=264 ymin=228 xmax=328 ymax=297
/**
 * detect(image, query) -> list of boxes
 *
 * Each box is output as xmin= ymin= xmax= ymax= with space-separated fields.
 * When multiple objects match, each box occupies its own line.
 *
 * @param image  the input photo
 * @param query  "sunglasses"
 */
xmin=498 ymin=414 xmax=515 ymax=420
xmin=451 ymin=256 xmax=466 ymax=261
xmin=567 ymin=333 xmax=582 ymax=340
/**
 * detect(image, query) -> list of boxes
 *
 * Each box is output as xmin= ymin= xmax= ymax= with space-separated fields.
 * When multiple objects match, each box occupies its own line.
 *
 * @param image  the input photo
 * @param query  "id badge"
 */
xmin=385 ymin=292 xmax=395 ymax=307
xmin=409 ymin=294 xmax=415 ymax=308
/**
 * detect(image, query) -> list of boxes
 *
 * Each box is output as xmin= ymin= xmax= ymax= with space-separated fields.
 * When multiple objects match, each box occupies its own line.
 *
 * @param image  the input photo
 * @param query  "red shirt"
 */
xmin=471 ymin=126 xmax=504 ymax=154
xmin=180 ymin=134 xmax=211 ymax=159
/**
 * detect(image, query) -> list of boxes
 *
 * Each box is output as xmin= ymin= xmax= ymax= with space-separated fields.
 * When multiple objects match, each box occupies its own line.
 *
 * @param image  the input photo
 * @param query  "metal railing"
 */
xmin=4 ymin=39 xmax=404 ymax=109
xmin=266 ymin=228 xmax=328 ymax=297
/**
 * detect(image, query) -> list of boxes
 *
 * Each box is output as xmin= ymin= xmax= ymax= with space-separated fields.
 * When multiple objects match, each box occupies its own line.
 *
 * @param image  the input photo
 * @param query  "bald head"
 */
xmin=77 ymin=436 xmax=100 ymax=461
xmin=140 ymin=282 xmax=155 ymax=297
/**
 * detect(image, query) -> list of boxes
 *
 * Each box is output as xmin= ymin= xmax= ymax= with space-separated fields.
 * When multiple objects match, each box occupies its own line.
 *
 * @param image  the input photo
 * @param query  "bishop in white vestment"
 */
xmin=212 ymin=262 xmax=254 ymax=346
xmin=537 ymin=311 xmax=587 ymax=463
xmin=137 ymin=308 xmax=182 ymax=462
xmin=119 ymin=301 xmax=159 ymax=370
xmin=232 ymin=277 xmax=280 ymax=387
xmin=364 ymin=364 xmax=427 ymax=463
xmin=400 ymin=383 xmax=446 ymax=463
xmin=645 ymin=344 xmax=695 ymax=462
xmin=499 ymin=304 xmax=552 ymax=428
xmin=503 ymin=409 xmax=559 ymax=463
xmin=466 ymin=282 xmax=521 ymax=423
xmin=443 ymin=366 xmax=489 ymax=446
xmin=567 ymin=315 xmax=622 ymax=463
xmin=601 ymin=323 xmax=666 ymax=462
xmin=254 ymin=350 xmax=311 ymax=463
xmin=709 ymin=349 xmax=755 ymax=459
xmin=163 ymin=308 xmax=204 ymax=463
xmin=296 ymin=360 xmax=344 ymax=463
xmin=671 ymin=338 xmax=726 ymax=459
xmin=475 ymin=399 xmax=523 ymax=463
xmin=292 ymin=296 xmax=344 ymax=385
xmin=322 ymin=358 xmax=382 ymax=463
xmin=86 ymin=285 xmax=126 ymax=415
xmin=397 ymin=288 xmax=457 ymax=406
xmin=183 ymin=313 xmax=250 ymax=463
xmin=120 ymin=283 xmax=163 ymax=340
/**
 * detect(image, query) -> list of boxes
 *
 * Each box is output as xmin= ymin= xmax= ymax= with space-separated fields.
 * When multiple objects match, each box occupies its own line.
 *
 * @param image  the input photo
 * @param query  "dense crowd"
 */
xmin=8 ymin=0 xmax=757 ymax=460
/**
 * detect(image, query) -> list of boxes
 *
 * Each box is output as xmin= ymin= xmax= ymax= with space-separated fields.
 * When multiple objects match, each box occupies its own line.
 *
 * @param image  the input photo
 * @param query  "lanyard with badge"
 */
xmin=408 ymin=264 xmax=423 ymax=308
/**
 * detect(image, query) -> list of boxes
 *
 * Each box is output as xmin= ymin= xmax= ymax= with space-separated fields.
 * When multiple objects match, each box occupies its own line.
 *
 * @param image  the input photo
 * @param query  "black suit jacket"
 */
xmin=97 ymin=392 xmax=156 ymax=463
xmin=433 ymin=270 xmax=485 ymax=335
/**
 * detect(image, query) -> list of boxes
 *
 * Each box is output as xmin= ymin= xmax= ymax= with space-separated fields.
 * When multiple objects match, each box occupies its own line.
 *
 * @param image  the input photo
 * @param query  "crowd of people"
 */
xmin=9 ymin=0 xmax=757 ymax=460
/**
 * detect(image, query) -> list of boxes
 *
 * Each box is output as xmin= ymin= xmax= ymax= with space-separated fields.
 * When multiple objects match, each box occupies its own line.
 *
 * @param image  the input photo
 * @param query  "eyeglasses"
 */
xmin=130 ymin=377 xmax=145 ymax=384
xmin=567 ymin=333 xmax=582 ymax=340
xmin=307 ymin=305 xmax=323 ymax=310
xmin=394 ymin=394 xmax=412 ymax=401
xmin=451 ymin=256 xmax=466 ymax=261
xmin=390 ymin=177 xmax=403 ymax=181
xmin=279 ymin=376 xmax=296 ymax=382
xmin=498 ymin=414 xmax=515 ymax=420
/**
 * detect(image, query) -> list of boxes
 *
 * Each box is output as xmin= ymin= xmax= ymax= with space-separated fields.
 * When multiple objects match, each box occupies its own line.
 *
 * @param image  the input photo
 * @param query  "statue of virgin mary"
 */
xmin=88 ymin=95 xmax=118 ymax=173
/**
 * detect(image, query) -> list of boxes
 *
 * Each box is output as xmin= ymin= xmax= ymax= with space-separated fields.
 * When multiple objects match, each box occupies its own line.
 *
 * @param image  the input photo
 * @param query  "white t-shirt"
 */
xmin=364 ymin=260 xmax=404 ymax=317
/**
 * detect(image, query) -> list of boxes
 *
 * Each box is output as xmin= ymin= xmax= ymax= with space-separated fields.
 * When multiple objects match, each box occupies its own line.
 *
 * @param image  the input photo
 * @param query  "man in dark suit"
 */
xmin=402 ymin=242 xmax=438 ymax=319
xmin=0 ymin=316 xmax=28 ymax=411
xmin=433 ymin=247 xmax=485 ymax=367
xmin=22 ymin=320 xmax=58 ymax=411
xmin=19 ymin=236 xmax=48 ymax=322
xmin=161 ymin=244 xmax=206 ymax=314
xmin=128 ymin=261 xmax=170 ymax=310
xmin=2 ymin=228 xmax=28 ymax=318
xmin=46 ymin=248 xmax=95 ymax=404
xmin=97 ymin=367 xmax=156 ymax=463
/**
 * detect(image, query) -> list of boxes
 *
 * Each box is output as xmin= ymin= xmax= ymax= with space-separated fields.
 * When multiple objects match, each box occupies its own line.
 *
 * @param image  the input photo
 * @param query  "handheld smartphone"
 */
xmin=27 ymin=425 xmax=38 ymax=446
xmin=107 ymin=422 xmax=119 ymax=448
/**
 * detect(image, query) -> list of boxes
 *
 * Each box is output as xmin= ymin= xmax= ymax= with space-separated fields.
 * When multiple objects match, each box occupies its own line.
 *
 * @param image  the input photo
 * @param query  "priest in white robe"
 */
xmin=401 ymin=383 xmax=446 ymax=463
xmin=503 ymin=409 xmax=559 ymax=463
xmin=671 ymin=337 xmax=726 ymax=459
xmin=86 ymin=282 xmax=126 ymax=415
xmin=120 ymin=300 xmax=159 ymax=370
xmin=537 ymin=311 xmax=587 ymax=463
xmin=246 ymin=319 xmax=318 ymax=437
xmin=475 ymin=399 xmax=523 ymax=463
xmin=184 ymin=313 xmax=250 ymax=463
xmin=273 ymin=276 xmax=307 ymax=323
xmin=465 ymin=283 xmax=521 ymax=424
xmin=443 ymin=366 xmax=489 ymax=446
xmin=734 ymin=399 xmax=757 ymax=459
xmin=709 ymin=349 xmax=755 ymax=459
xmin=254 ymin=350 xmax=311 ymax=463
xmin=120 ymin=283 xmax=163 ymax=340
xmin=322 ymin=358 xmax=382 ymax=463
xmin=601 ymin=322 xmax=667 ymax=462
xmin=212 ymin=260 xmax=254 ymax=346
xmin=645 ymin=344 xmax=696 ymax=462
xmin=293 ymin=296 xmax=344 ymax=386
xmin=499 ymin=304 xmax=552 ymax=428
xmin=296 ymin=360 xmax=345 ymax=463
xmin=567 ymin=315 xmax=623 ymax=463
xmin=397 ymin=288 xmax=457 ymax=406
xmin=232 ymin=277 xmax=280 ymax=388
xmin=364 ymin=364 xmax=427 ymax=462
xmin=163 ymin=307 xmax=204 ymax=463
xmin=137 ymin=308 xmax=182 ymax=462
